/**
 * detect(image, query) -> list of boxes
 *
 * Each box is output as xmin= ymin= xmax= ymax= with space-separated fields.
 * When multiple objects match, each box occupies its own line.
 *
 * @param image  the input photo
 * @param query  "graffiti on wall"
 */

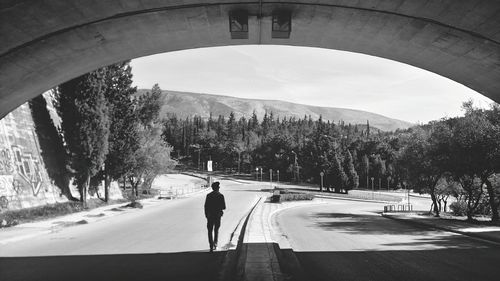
xmin=11 ymin=147 xmax=44 ymax=196
xmin=0 ymin=147 xmax=46 ymax=197
xmin=0 ymin=149 xmax=14 ymax=175
xmin=0 ymin=175 xmax=13 ymax=209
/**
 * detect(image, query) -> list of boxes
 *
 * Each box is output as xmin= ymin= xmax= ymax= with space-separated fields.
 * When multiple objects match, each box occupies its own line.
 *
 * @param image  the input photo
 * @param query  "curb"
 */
xmin=314 ymin=194 xmax=395 ymax=204
xmin=382 ymin=213 xmax=500 ymax=246
xmin=218 ymin=196 xmax=263 ymax=281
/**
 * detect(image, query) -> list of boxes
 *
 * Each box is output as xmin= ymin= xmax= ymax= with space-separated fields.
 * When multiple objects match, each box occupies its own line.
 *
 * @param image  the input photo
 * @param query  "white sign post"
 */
xmin=207 ymin=160 xmax=213 ymax=172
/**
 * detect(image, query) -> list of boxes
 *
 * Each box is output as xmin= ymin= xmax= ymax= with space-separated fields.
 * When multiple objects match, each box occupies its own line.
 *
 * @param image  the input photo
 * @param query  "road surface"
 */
xmin=0 ymin=179 xmax=266 ymax=281
xmin=274 ymin=200 xmax=500 ymax=281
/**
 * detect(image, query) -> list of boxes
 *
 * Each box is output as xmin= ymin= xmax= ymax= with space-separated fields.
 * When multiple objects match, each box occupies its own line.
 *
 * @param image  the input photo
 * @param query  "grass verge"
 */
xmin=0 ymin=198 xmax=127 ymax=228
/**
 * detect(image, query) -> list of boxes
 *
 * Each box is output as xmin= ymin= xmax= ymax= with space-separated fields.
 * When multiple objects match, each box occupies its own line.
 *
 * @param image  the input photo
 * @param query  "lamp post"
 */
xmin=277 ymin=170 xmax=280 ymax=183
xmin=371 ymin=177 xmax=374 ymax=200
xmin=255 ymin=167 xmax=258 ymax=181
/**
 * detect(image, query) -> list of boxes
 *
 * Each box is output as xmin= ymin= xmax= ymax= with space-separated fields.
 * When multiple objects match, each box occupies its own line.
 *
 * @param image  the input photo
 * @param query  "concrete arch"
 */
xmin=1 ymin=0 xmax=500 ymax=118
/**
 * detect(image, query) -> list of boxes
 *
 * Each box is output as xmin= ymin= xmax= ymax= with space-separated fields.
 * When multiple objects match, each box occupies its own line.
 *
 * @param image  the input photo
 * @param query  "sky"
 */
xmin=130 ymin=45 xmax=495 ymax=124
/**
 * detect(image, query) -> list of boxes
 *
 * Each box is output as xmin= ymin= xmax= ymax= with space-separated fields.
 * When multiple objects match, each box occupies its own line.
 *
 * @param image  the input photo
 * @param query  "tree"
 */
xmin=102 ymin=61 xmax=139 ymax=202
xmin=127 ymin=124 xmax=177 ymax=198
xmin=327 ymin=150 xmax=348 ymax=193
xmin=343 ymin=150 xmax=359 ymax=193
xmin=126 ymin=84 xmax=177 ymax=200
xmin=56 ymin=70 xmax=110 ymax=207
xmin=137 ymin=83 xmax=162 ymax=126
xmin=359 ymin=154 xmax=369 ymax=188
xmin=444 ymin=103 xmax=499 ymax=221
xmin=399 ymin=125 xmax=446 ymax=217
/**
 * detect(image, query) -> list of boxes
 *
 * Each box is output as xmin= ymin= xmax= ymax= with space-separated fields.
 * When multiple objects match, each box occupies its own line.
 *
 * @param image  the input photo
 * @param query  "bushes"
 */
xmin=449 ymin=200 xmax=468 ymax=216
xmin=0 ymin=199 xmax=121 ymax=228
xmin=450 ymin=198 xmax=491 ymax=217
xmin=270 ymin=188 xmax=314 ymax=202
xmin=279 ymin=192 xmax=314 ymax=201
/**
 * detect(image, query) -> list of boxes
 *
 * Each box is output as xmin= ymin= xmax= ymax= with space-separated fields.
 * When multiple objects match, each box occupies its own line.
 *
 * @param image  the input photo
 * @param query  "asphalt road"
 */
xmin=0 ymin=179 xmax=266 ymax=281
xmin=274 ymin=200 xmax=500 ymax=281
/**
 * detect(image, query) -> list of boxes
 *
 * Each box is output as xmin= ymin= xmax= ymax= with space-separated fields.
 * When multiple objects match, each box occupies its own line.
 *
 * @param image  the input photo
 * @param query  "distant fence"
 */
xmin=153 ymin=184 xmax=208 ymax=199
xmin=384 ymin=204 xmax=413 ymax=212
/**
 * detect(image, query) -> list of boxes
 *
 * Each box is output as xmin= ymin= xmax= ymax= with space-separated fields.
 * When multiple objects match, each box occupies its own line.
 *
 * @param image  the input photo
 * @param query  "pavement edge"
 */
xmin=217 ymin=196 xmax=263 ymax=281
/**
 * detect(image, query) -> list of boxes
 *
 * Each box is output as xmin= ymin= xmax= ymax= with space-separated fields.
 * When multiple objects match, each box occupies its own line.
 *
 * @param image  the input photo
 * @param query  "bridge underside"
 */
xmin=1 ymin=0 xmax=499 ymax=117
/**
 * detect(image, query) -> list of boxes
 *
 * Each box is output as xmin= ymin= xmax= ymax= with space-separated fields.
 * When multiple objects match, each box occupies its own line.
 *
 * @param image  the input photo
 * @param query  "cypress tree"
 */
xmin=57 ymin=70 xmax=110 ymax=207
xmin=343 ymin=150 xmax=359 ymax=193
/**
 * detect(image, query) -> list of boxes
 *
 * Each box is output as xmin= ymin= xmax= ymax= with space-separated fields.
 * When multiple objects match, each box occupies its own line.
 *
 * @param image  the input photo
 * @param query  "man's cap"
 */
xmin=211 ymin=181 xmax=220 ymax=189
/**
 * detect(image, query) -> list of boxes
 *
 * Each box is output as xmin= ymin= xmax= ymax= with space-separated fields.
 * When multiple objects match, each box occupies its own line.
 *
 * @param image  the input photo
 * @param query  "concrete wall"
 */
xmin=0 ymin=98 xmax=123 ymax=211
xmin=0 ymin=103 xmax=67 ymax=210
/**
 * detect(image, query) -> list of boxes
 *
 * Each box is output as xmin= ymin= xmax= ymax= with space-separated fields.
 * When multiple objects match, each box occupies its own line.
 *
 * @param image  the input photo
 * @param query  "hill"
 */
xmin=137 ymin=90 xmax=414 ymax=131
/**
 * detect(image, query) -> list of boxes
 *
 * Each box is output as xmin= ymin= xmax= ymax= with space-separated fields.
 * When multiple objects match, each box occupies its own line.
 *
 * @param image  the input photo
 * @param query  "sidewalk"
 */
xmin=237 ymin=197 xmax=329 ymax=281
xmin=0 ymin=187 xmax=209 ymax=246
xmin=383 ymin=212 xmax=500 ymax=245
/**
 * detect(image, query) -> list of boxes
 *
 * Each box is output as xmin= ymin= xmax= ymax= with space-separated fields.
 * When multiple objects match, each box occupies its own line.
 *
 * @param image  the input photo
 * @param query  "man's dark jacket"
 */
xmin=204 ymin=191 xmax=226 ymax=218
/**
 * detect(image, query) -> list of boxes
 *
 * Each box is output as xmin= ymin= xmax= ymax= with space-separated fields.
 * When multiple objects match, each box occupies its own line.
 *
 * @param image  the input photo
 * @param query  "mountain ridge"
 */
xmin=137 ymin=89 xmax=414 ymax=131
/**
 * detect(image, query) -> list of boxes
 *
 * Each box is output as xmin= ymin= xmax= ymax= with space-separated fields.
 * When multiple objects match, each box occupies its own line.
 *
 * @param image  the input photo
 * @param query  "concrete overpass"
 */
xmin=1 ymin=0 xmax=500 ymax=118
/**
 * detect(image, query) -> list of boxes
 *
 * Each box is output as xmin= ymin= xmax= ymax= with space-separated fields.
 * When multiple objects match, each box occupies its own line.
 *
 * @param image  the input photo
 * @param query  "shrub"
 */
xmin=450 ymin=198 xmax=491 ymax=217
xmin=450 ymin=200 xmax=467 ymax=216
xmin=279 ymin=193 xmax=314 ymax=201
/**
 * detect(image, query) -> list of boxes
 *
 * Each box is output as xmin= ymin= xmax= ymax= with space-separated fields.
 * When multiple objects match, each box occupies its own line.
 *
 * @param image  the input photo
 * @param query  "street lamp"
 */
xmin=371 ymin=177 xmax=374 ymax=200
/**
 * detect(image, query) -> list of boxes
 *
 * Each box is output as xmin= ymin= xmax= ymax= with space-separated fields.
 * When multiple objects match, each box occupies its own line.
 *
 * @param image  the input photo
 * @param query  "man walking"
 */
xmin=204 ymin=181 xmax=226 ymax=252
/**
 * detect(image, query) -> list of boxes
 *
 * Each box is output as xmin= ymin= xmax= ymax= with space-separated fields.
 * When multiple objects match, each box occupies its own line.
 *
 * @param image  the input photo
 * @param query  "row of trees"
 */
xmin=31 ymin=62 xmax=176 ymax=206
xmin=162 ymin=112 xmax=397 ymax=193
xmin=398 ymin=102 xmax=500 ymax=220
xmin=162 ymin=103 xmax=500 ymax=221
